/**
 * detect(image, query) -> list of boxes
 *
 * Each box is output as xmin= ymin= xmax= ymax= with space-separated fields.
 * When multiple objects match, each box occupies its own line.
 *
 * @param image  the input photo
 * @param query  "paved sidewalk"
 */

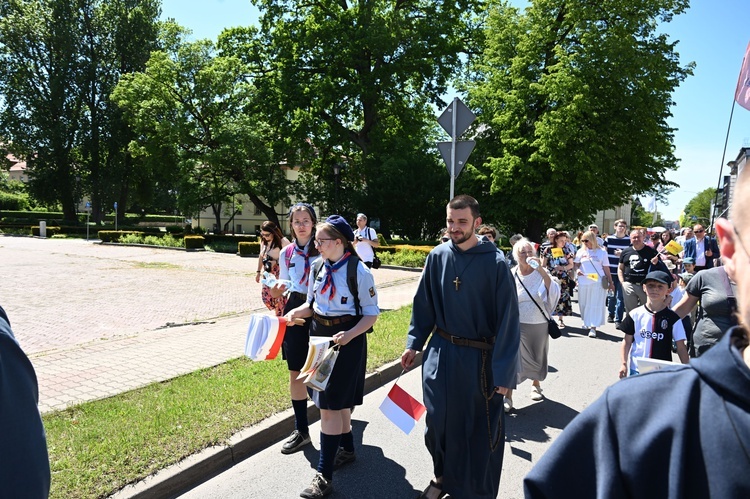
xmin=0 ymin=236 xmax=420 ymax=413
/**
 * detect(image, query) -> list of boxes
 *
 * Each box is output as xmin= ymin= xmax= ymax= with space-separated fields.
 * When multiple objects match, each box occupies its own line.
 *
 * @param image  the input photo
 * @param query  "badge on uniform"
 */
xmin=369 ymin=287 xmax=376 ymax=297
xmin=289 ymin=263 xmax=296 ymax=268
xmin=340 ymin=296 xmax=348 ymax=304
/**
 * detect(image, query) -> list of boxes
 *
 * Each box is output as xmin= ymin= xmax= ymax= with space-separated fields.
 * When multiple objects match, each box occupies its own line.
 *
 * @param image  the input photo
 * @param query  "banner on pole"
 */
xmin=735 ymin=41 xmax=750 ymax=111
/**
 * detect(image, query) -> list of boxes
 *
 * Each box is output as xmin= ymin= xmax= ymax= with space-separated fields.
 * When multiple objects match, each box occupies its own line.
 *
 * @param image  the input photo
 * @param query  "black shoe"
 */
xmin=333 ymin=447 xmax=356 ymax=469
xmin=615 ymin=321 xmax=623 ymax=331
xmin=607 ymin=316 xmax=615 ymax=323
xmin=300 ymin=473 xmax=333 ymax=498
xmin=281 ymin=430 xmax=311 ymax=454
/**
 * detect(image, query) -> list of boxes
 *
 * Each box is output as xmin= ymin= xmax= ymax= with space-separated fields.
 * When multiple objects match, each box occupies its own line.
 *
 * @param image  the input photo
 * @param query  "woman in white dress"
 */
xmin=574 ymin=230 xmax=614 ymax=338
xmin=505 ymin=238 xmax=561 ymax=413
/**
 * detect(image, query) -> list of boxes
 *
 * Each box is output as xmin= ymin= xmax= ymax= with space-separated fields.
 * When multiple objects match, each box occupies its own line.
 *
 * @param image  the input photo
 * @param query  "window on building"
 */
xmin=237 ymin=225 xmax=242 ymax=234
xmin=254 ymin=204 xmax=261 ymax=215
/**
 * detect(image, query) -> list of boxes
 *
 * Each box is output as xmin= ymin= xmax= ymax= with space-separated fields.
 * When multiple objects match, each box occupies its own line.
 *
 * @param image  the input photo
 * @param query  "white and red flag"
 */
xmin=736 ymin=41 xmax=750 ymax=111
xmin=379 ymin=381 xmax=427 ymax=435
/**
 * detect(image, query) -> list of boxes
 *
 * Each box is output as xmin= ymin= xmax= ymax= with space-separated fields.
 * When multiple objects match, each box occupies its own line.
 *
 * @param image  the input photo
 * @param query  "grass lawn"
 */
xmin=43 ymin=305 xmax=413 ymax=498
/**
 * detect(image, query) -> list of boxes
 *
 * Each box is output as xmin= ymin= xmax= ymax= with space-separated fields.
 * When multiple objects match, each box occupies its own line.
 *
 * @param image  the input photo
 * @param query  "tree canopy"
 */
xmin=461 ymin=0 xmax=693 ymax=241
xmin=680 ymin=187 xmax=715 ymax=227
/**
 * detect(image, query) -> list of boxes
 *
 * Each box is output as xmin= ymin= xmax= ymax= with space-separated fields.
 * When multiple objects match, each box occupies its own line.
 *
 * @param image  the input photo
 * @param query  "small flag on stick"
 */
xmin=736 ymin=41 xmax=750 ymax=111
xmin=379 ymin=381 xmax=426 ymax=435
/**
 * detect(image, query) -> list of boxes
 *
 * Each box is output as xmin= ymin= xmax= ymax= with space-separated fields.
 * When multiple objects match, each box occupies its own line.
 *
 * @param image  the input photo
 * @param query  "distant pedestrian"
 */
xmin=618 ymin=229 xmax=660 ymax=314
xmin=505 ymin=238 xmax=560 ymax=412
xmin=353 ymin=213 xmax=379 ymax=268
xmin=0 ymin=305 xmax=51 ymax=499
xmin=603 ymin=219 xmax=630 ymax=327
xmin=587 ymin=224 xmax=604 ymax=246
xmin=539 ymin=228 xmax=557 ymax=256
xmin=682 ymin=224 xmax=720 ymax=272
xmin=574 ymin=231 xmax=613 ymax=338
xmin=541 ymin=232 xmax=575 ymax=327
xmin=256 ymin=221 xmax=290 ymax=316
xmin=285 ymin=215 xmax=379 ymax=499
xmin=401 ymin=195 xmax=519 ymax=499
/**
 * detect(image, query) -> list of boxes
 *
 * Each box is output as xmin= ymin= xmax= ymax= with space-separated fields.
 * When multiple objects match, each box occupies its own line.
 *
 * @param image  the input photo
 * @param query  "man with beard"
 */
xmin=401 ymin=194 xmax=520 ymax=499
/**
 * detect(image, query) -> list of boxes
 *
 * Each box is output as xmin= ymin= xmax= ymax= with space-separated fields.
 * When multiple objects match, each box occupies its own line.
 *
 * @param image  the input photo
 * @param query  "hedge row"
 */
xmin=238 ymin=242 xmax=261 ymax=256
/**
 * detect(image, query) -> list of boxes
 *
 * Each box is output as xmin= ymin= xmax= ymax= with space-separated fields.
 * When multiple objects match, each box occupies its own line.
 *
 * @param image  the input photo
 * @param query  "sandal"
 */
xmin=418 ymin=480 xmax=446 ymax=499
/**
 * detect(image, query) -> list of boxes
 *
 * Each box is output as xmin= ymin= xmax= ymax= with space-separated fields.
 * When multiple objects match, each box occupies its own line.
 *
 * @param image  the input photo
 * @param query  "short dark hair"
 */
xmin=448 ymin=194 xmax=480 ymax=219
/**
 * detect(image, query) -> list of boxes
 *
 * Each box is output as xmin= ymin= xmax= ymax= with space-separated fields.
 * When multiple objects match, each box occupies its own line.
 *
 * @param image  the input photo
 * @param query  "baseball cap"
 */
xmin=682 ymin=257 xmax=695 ymax=265
xmin=643 ymin=270 xmax=672 ymax=285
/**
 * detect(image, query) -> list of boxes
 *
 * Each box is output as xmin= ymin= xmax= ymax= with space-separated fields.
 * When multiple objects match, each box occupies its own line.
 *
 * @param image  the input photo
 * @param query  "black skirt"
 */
xmin=309 ymin=316 xmax=367 ymax=410
xmin=281 ymin=292 xmax=311 ymax=372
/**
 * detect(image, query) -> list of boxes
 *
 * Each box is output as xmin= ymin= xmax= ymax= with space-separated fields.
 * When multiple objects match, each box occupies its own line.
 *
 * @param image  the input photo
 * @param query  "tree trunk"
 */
xmin=525 ymin=217 xmax=544 ymax=244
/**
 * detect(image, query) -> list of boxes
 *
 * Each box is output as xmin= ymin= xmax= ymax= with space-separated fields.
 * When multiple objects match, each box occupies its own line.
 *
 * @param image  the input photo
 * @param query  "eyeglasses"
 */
xmin=260 ymin=232 xmax=272 ymax=238
xmin=694 ymin=229 xmax=705 ymax=233
xmin=314 ymin=238 xmax=335 ymax=246
xmin=293 ymin=220 xmax=313 ymax=227
xmin=582 ymin=239 xmax=589 ymax=243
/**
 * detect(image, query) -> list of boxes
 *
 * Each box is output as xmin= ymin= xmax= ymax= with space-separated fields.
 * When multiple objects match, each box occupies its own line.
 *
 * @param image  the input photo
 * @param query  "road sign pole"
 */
xmin=450 ymin=97 xmax=457 ymax=200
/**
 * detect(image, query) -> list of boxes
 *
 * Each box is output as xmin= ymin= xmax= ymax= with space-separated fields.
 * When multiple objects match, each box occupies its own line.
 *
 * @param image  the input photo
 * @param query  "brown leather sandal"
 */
xmin=418 ymin=480 xmax=446 ymax=499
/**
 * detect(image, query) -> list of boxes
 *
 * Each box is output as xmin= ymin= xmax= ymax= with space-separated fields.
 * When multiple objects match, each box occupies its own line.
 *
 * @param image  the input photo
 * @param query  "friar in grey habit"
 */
xmin=402 ymin=194 xmax=520 ymax=499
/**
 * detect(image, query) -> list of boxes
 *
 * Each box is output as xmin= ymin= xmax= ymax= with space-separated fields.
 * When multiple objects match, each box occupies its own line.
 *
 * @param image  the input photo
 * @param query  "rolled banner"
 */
xmin=244 ymin=314 xmax=289 ymax=361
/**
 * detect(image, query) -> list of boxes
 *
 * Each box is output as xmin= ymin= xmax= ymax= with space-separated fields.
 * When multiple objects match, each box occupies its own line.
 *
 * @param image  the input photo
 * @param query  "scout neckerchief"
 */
xmin=320 ymin=251 xmax=352 ymax=299
xmin=293 ymin=242 xmax=312 ymax=286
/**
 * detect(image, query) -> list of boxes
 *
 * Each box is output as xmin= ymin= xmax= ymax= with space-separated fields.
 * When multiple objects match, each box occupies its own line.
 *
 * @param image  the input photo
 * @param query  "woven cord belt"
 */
xmin=435 ymin=327 xmax=501 ymax=452
xmin=435 ymin=328 xmax=494 ymax=350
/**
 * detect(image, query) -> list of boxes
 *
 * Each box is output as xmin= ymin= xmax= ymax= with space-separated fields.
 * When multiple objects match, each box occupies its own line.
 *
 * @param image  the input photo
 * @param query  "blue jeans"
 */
xmin=607 ymin=274 xmax=624 ymax=322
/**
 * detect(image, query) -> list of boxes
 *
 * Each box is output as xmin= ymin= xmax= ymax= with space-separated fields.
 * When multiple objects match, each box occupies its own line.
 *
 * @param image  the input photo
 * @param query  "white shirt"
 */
xmin=574 ymin=247 xmax=608 ymax=286
xmin=353 ymin=227 xmax=377 ymax=263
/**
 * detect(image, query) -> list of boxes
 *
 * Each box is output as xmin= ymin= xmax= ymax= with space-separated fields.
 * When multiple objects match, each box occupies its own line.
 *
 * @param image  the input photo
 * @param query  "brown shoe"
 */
xmin=300 ymin=473 xmax=332 ymax=498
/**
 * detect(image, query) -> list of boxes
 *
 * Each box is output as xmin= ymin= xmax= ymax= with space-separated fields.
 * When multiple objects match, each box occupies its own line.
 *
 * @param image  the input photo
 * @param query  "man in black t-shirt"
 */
xmin=618 ymin=229 xmax=659 ymax=314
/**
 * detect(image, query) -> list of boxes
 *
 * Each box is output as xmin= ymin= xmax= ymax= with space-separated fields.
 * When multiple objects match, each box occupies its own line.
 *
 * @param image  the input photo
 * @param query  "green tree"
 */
xmin=221 ymin=0 xmax=484 ymax=235
xmin=461 ymin=0 xmax=692 ymax=241
xmin=78 ymin=0 xmax=160 ymax=223
xmin=0 ymin=0 xmax=86 ymax=221
xmin=112 ymin=22 xmax=287 ymax=231
xmin=681 ymin=188 xmax=715 ymax=227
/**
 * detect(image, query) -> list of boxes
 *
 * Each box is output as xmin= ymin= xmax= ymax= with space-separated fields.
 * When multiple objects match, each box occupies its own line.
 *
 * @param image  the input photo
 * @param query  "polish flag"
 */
xmin=379 ymin=382 xmax=426 ymax=435
xmin=244 ymin=315 xmax=288 ymax=361
xmin=736 ymin=41 xmax=750 ymax=111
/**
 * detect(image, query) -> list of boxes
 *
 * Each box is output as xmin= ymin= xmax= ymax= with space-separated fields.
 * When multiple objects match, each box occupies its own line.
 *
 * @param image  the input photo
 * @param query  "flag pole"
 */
xmin=710 ymin=45 xmax=749 ymax=230
xmin=709 ymin=97 xmax=737 ymax=232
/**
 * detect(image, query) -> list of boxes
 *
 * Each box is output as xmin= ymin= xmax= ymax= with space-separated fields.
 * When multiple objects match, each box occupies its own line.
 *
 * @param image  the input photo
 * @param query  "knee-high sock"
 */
xmin=340 ymin=431 xmax=354 ymax=452
xmin=318 ymin=432 xmax=341 ymax=480
xmin=292 ymin=399 xmax=308 ymax=433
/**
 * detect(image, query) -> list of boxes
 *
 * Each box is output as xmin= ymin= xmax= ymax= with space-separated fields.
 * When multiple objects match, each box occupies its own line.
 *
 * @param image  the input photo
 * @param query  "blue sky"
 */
xmin=161 ymin=0 xmax=750 ymax=222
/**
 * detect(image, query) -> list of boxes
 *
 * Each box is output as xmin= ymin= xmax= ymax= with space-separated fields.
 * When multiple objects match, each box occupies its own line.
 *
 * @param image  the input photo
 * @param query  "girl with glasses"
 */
xmin=285 ymin=215 xmax=379 ymax=499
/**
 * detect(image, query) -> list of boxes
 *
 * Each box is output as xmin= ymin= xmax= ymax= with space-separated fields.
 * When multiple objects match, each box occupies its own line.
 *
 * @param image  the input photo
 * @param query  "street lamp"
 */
xmin=333 ymin=163 xmax=343 ymax=213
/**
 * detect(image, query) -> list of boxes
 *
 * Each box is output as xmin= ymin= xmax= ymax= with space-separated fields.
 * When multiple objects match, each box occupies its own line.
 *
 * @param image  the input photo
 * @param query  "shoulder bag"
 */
xmin=514 ymin=270 xmax=561 ymax=339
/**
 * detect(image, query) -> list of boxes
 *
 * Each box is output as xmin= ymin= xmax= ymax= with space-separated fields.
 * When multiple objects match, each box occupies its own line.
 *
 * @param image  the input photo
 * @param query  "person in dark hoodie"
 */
xmin=523 ymin=171 xmax=750 ymax=499
xmin=401 ymin=195 xmax=520 ymax=499
xmin=0 ymin=305 xmax=51 ymax=498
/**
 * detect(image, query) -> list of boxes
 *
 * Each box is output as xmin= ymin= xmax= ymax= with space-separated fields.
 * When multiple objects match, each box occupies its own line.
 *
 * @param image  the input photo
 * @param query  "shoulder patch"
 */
xmin=369 ymin=287 xmax=376 ymax=298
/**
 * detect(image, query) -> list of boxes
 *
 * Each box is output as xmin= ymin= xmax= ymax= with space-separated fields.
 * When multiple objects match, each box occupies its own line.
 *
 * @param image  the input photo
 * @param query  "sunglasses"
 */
xmin=694 ymin=229 xmax=704 ymax=233
xmin=582 ymin=239 xmax=590 ymax=243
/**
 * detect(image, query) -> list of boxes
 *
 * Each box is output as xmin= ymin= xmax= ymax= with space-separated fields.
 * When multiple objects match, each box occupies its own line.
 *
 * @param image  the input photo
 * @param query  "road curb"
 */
xmin=110 ymin=353 xmax=422 ymax=499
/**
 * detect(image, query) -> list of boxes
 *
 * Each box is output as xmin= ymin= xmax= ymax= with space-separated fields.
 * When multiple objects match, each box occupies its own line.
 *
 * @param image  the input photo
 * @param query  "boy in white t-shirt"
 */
xmin=619 ymin=271 xmax=690 ymax=378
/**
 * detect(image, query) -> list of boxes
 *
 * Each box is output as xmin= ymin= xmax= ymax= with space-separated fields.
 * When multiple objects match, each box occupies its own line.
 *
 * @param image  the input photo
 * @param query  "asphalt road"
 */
xmin=177 ymin=319 xmax=631 ymax=499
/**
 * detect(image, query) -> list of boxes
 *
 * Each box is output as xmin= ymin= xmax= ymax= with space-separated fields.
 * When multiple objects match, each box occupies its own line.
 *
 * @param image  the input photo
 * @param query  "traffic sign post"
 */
xmin=85 ymin=202 xmax=91 ymax=241
xmin=437 ymin=97 xmax=476 ymax=200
